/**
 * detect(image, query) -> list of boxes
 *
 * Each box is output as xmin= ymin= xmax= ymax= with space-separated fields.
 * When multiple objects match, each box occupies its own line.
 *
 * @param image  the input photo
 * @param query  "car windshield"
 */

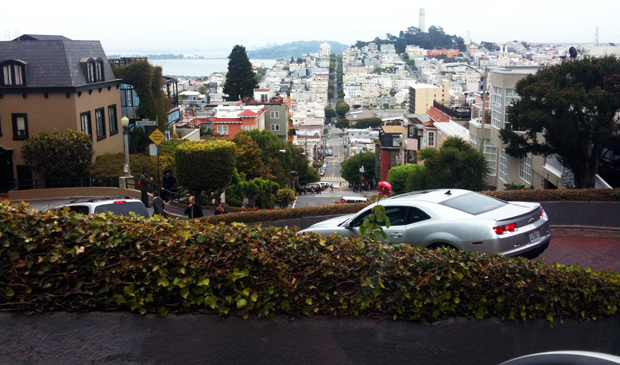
xmin=441 ymin=192 xmax=506 ymax=215
xmin=94 ymin=202 xmax=149 ymax=217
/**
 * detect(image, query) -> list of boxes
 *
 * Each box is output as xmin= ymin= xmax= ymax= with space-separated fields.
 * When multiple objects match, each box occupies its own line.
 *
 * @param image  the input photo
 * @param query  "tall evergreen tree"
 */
xmin=223 ymin=45 xmax=258 ymax=101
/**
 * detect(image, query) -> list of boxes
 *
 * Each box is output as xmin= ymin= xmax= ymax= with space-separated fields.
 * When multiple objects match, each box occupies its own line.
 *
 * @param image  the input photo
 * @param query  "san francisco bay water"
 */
xmin=107 ymin=51 xmax=276 ymax=77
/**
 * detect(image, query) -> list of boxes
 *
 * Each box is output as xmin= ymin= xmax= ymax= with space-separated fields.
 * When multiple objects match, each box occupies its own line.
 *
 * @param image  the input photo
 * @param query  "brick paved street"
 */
xmin=538 ymin=234 xmax=620 ymax=272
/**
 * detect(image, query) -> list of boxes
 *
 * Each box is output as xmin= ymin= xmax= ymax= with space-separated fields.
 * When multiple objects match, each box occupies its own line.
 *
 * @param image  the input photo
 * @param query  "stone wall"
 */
xmin=1 ymin=313 xmax=619 ymax=364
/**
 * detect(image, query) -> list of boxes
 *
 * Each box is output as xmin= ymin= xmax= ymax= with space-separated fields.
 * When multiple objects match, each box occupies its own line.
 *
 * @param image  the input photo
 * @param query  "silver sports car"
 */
xmin=299 ymin=189 xmax=550 ymax=258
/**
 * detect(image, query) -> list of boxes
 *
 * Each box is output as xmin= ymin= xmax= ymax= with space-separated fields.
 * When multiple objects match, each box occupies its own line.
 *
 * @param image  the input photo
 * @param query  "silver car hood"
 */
xmin=303 ymin=214 xmax=355 ymax=230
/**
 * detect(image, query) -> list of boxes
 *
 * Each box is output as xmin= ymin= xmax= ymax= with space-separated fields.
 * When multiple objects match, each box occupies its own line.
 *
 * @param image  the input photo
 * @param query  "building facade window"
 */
xmin=85 ymin=58 xmax=104 ymax=83
xmin=12 ymin=113 xmax=28 ymax=140
xmin=490 ymin=86 xmax=502 ymax=130
xmin=482 ymin=139 xmax=497 ymax=176
xmin=427 ymin=131 xmax=435 ymax=147
xmin=1 ymin=61 xmax=26 ymax=86
xmin=95 ymin=108 xmax=106 ymax=140
xmin=499 ymin=149 xmax=508 ymax=182
xmin=108 ymin=105 xmax=118 ymax=136
xmin=520 ymin=156 xmax=532 ymax=184
xmin=80 ymin=112 xmax=92 ymax=137
xmin=270 ymin=123 xmax=280 ymax=131
xmin=216 ymin=125 xmax=229 ymax=135
xmin=270 ymin=111 xmax=280 ymax=119
xmin=96 ymin=60 xmax=104 ymax=81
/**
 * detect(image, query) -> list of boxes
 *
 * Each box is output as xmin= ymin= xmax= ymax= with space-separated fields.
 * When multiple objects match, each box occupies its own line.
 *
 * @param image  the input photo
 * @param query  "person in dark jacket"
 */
xmin=139 ymin=170 xmax=151 ymax=207
xmin=152 ymin=190 xmax=168 ymax=218
xmin=162 ymin=169 xmax=177 ymax=202
xmin=213 ymin=203 xmax=228 ymax=215
xmin=184 ymin=196 xmax=204 ymax=219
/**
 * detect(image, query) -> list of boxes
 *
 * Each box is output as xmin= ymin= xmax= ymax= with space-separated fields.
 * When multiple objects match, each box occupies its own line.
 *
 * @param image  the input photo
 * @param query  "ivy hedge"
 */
xmin=2 ymin=201 xmax=620 ymax=322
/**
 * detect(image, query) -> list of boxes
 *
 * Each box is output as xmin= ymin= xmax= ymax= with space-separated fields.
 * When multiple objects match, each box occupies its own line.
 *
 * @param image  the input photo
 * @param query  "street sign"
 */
xmin=360 ymin=176 xmax=365 ymax=181
xmin=561 ymin=171 xmax=574 ymax=187
xmin=136 ymin=119 xmax=157 ymax=126
xmin=149 ymin=129 xmax=166 ymax=146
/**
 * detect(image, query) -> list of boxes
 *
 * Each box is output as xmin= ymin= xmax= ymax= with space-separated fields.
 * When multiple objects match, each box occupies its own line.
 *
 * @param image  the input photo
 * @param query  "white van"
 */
xmin=338 ymin=196 xmax=368 ymax=204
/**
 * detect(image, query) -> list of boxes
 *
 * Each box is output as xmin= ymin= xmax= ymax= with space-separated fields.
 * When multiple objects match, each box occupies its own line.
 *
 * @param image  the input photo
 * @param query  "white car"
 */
xmin=56 ymin=197 xmax=150 ymax=217
xmin=300 ymin=189 xmax=550 ymax=258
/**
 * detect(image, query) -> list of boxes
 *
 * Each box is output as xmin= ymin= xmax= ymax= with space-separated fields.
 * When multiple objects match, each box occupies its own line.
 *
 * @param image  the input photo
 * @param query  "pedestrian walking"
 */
xmin=330 ymin=184 xmax=334 ymax=193
xmin=139 ymin=170 xmax=152 ymax=207
xmin=162 ymin=169 xmax=177 ymax=202
xmin=152 ymin=190 xmax=168 ymax=218
xmin=184 ymin=196 xmax=204 ymax=219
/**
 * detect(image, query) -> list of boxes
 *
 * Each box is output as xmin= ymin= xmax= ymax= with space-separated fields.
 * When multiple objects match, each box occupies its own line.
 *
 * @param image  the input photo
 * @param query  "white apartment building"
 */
xmin=468 ymin=66 xmax=568 ymax=190
xmin=319 ymin=42 xmax=331 ymax=57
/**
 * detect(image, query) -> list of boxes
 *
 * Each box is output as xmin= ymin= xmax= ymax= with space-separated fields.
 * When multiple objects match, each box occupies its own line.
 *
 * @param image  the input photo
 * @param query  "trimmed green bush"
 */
xmin=175 ymin=140 xmax=236 ymax=196
xmin=1 ymin=200 xmax=620 ymax=322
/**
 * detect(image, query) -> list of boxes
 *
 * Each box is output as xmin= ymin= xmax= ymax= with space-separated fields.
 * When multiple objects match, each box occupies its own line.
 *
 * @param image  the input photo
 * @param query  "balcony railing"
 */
xmin=433 ymin=101 xmax=471 ymax=120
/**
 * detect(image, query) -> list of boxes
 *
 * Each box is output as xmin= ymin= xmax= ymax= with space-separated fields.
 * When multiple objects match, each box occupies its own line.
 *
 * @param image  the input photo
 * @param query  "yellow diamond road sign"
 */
xmin=149 ymin=129 xmax=166 ymax=146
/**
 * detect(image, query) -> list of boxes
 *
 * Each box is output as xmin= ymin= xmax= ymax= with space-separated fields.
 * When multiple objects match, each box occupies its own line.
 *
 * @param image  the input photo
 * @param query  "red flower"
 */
xmin=378 ymin=181 xmax=392 ymax=196
xmin=254 ymin=206 xmax=259 ymax=210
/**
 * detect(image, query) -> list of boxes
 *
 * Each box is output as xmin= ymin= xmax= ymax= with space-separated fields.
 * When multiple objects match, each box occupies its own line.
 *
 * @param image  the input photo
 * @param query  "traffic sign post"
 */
xmin=149 ymin=129 xmax=166 ymax=146
xmin=149 ymin=129 xmax=166 ymax=189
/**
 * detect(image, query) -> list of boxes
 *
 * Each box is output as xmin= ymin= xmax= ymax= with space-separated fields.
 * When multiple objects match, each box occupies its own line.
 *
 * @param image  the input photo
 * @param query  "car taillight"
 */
xmin=114 ymin=200 xmax=127 ymax=204
xmin=539 ymin=209 xmax=544 ymax=218
xmin=493 ymin=223 xmax=516 ymax=235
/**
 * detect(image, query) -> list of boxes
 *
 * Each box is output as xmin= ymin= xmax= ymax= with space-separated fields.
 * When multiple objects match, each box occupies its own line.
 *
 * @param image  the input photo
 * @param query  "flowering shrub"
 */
xmin=358 ymin=181 xmax=393 ymax=240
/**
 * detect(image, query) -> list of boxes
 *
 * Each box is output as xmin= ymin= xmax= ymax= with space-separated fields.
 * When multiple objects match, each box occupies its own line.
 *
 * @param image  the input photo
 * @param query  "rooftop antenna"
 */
xmin=5 ymin=30 xmax=19 ymax=40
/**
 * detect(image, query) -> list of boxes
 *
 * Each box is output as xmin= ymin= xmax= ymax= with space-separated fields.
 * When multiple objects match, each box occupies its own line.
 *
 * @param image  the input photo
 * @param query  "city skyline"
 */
xmin=2 ymin=0 xmax=619 ymax=53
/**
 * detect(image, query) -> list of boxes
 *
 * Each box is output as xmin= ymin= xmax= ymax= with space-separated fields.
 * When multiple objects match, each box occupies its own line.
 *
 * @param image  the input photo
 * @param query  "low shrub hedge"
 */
xmin=203 ymin=189 xmax=620 ymax=225
xmin=202 ymin=202 xmax=370 ymax=225
xmin=485 ymin=188 xmax=620 ymax=202
xmin=2 ymin=200 xmax=620 ymax=322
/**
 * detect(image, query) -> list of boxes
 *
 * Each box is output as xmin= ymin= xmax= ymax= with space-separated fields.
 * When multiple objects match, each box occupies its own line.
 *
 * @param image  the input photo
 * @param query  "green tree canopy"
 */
xmin=341 ymin=152 xmax=376 ymax=184
xmin=289 ymin=144 xmax=319 ymax=185
xmin=324 ymin=106 xmax=337 ymax=119
xmin=232 ymin=133 xmax=268 ymax=180
xmin=336 ymin=99 xmax=350 ymax=117
xmin=335 ymin=118 xmax=350 ymax=131
xmin=387 ymin=164 xmax=422 ymax=194
xmin=499 ymin=56 xmax=620 ymax=188
xmin=239 ymin=130 xmax=293 ymax=187
xmin=112 ymin=60 xmax=170 ymax=132
xmin=21 ymin=129 xmax=93 ymax=182
xmin=351 ymin=117 xmax=383 ymax=129
xmin=223 ymin=45 xmax=258 ymax=101
xmin=407 ymin=136 xmax=490 ymax=191
xmin=175 ymin=140 xmax=236 ymax=199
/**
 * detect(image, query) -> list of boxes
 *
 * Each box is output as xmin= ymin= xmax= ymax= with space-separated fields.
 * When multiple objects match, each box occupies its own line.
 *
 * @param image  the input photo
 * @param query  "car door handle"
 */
xmin=390 ymin=232 xmax=402 ymax=238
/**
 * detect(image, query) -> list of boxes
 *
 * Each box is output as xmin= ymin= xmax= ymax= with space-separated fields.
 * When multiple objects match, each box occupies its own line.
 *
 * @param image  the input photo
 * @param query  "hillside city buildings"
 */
xmin=1 ymin=33 xmax=618 ymax=193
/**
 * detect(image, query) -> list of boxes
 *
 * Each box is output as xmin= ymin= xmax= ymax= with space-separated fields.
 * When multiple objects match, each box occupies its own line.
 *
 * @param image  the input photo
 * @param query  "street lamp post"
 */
xmin=121 ymin=116 xmax=131 ymax=178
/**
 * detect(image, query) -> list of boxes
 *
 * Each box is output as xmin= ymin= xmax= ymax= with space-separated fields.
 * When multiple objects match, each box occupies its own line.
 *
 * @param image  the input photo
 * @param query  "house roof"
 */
xmin=238 ymin=109 xmax=258 ymax=118
xmin=381 ymin=125 xmax=405 ymax=134
xmin=0 ymin=35 xmax=117 ymax=89
xmin=426 ymin=106 xmax=450 ymax=124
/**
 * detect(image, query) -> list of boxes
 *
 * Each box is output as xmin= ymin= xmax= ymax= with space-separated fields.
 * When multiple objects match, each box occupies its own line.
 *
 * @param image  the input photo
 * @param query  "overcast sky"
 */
xmin=3 ymin=0 xmax=619 ymax=54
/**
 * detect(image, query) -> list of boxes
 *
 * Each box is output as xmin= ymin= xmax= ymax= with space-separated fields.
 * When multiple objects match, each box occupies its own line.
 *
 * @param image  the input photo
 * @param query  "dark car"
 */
xmin=599 ymin=147 xmax=620 ymax=187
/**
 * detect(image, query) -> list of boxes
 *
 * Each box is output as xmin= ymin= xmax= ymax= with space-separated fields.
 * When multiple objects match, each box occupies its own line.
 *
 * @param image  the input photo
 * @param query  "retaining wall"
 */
xmin=1 ymin=313 xmax=619 ymax=364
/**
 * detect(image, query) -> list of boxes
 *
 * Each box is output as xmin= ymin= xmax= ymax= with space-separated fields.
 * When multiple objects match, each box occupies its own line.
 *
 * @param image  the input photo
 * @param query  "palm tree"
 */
xmin=408 ymin=136 xmax=490 ymax=191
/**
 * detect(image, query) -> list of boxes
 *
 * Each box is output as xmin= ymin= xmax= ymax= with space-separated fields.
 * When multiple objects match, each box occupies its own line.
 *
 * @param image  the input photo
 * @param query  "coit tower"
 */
xmin=419 ymin=8 xmax=425 ymax=32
